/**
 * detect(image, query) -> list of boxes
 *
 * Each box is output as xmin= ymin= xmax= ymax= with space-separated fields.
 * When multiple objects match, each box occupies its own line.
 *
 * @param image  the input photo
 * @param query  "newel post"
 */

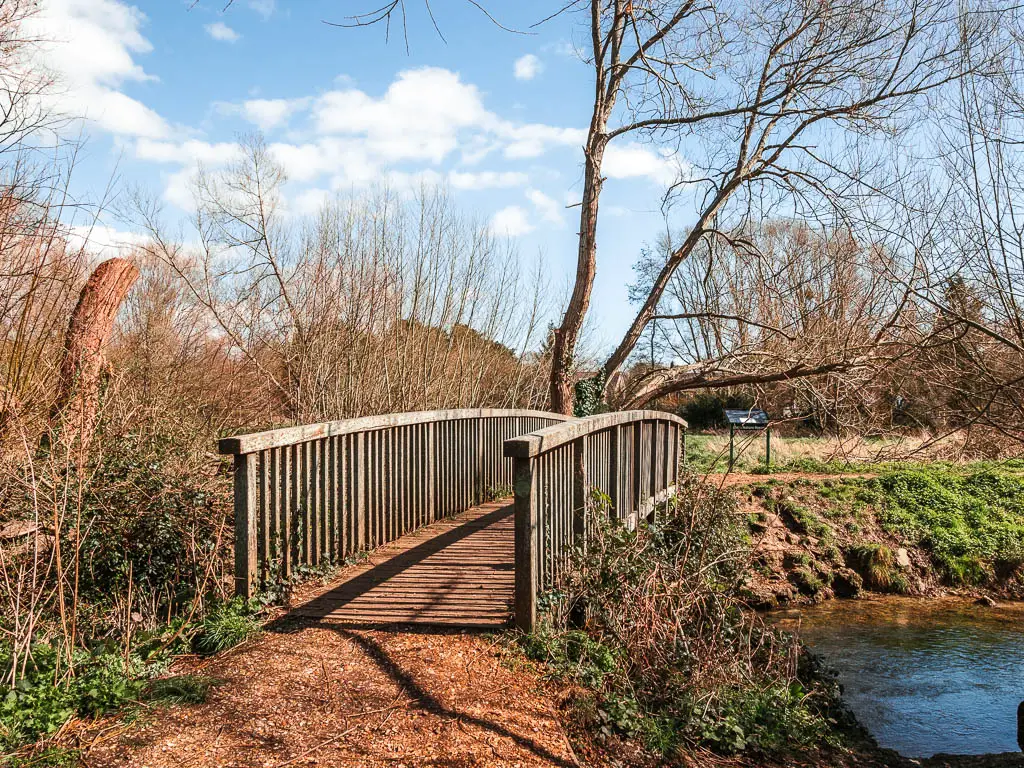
xmin=233 ymin=452 xmax=258 ymax=599
xmin=512 ymin=455 xmax=538 ymax=633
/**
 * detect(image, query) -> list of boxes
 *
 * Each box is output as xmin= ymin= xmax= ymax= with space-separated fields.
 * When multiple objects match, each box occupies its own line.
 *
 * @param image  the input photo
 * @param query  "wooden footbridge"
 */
xmin=219 ymin=409 xmax=686 ymax=631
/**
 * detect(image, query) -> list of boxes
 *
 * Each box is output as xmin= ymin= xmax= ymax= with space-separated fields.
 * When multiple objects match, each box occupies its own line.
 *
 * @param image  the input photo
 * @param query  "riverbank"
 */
xmin=727 ymin=465 xmax=1024 ymax=609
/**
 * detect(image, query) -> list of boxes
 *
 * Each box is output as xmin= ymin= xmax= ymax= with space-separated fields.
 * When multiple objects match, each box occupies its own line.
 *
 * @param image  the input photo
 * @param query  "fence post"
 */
xmin=572 ymin=437 xmax=588 ymax=545
xmin=234 ymin=452 xmax=258 ymax=599
xmin=513 ymin=455 xmax=538 ymax=633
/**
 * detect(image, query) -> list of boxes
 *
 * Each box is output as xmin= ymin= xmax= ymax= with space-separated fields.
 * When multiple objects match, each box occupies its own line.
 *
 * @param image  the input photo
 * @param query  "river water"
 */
xmin=772 ymin=596 xmax=1024 ymax=758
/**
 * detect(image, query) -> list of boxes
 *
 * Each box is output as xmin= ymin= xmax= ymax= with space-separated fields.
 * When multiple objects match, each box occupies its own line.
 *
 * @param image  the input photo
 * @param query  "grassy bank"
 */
xmin=739 ymin=464 xmax=1024 ymax=607
xmin=516 ymin=462 xmax=1024 ymax=764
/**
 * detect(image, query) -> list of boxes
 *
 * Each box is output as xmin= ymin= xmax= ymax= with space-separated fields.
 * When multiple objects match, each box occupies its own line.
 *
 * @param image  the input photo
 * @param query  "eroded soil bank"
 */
xmin=726 ymin=470 xmax=1024 ymax=608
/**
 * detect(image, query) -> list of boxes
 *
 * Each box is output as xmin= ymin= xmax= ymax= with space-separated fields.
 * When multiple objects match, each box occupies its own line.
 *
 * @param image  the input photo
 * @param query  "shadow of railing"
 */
xmin=276 ymin=500 xmax=515 ymax=629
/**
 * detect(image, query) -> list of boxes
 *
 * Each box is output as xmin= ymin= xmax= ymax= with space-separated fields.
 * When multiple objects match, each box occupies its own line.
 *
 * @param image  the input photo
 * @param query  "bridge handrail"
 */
xmin=503 ymin=410 xmax=688 ymax=632
xmin=222 ymin=408 xmax=572 ymax=598
xmin=219 ymin=408 xmax=569 ymax=456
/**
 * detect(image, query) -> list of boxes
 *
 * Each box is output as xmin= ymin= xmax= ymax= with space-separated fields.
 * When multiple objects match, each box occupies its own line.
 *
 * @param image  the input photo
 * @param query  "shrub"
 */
xmin=522 ymin=473 xmax=852 ymax=758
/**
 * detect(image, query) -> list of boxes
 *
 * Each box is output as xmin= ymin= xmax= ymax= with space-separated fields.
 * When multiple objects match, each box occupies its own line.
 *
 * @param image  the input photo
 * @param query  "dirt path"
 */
xmin=80 ymin=621 xmax=578 ymax=768
xmin=714 ymin=471 xmax=877 ymax=487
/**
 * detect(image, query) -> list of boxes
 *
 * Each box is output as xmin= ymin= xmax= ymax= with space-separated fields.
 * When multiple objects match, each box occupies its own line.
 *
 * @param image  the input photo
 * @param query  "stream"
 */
xmin=772 ymin=596 xmax=1024 ymax=758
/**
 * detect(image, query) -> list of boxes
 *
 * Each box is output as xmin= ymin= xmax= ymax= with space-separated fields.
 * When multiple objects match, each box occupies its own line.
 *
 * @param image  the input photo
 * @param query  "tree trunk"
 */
xmin=49 ymin=257 xmax=139 ymax=454
xmin=549 ymin=137 xmax=607 ymax=415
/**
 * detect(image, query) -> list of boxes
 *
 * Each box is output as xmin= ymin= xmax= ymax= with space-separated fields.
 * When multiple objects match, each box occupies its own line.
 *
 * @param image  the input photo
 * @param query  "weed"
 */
xmin=6 ymin=747 xmax=81 ymax=767
xmin=190 ymin=599 xmax=262 ymax=655
xmin=144 ymin=675 xmax=220 ymax=706
xmin=789 ymin=567 xmax=824 ymax=596
xmin=844 ymin=544 xmax=908 ymax=593
xmin=483 ymin=484 xmax=513 ymax=502
xmin=519 ymin=474 xmax=852 ymax=758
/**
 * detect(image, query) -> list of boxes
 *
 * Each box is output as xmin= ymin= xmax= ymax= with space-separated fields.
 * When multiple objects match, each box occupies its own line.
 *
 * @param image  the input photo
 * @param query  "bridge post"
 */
xmin=233 ymin=452 xmax=257 ymax=599
xmin=513 ymin=455 xmax=538 ymax=633
xmin=572 ymin=437 xmax=587 ymax=545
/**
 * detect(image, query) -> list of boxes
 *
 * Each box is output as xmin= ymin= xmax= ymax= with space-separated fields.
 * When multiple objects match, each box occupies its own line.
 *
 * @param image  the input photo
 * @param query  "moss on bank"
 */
xmin=741 ymin=464 xmax=1024 ymax=608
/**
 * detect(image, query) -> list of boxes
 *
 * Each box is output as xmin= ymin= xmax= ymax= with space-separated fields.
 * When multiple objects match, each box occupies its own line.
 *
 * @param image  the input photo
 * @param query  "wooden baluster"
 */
xmin=233 ymin=453 xmax=257 ymax=599
xmin=269 ymin=447 xmax=281 ymax=580
xmin=259 ymin=451 xmax=269 ymax=588
xmin=311 ymin=439 xmax=321 ymax=565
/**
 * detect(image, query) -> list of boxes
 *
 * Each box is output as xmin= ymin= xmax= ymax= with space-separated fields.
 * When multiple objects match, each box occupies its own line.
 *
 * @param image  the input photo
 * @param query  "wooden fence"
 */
xmin=503 ymin=411 xmax=688 ymax=631
xmin=219 ymin=409 xmax=570 ymax=597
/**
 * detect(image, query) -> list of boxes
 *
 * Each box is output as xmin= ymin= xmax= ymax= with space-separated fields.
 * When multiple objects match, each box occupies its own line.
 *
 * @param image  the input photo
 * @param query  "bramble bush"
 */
xmin=521 ymin=474 xmax=857 ymax=758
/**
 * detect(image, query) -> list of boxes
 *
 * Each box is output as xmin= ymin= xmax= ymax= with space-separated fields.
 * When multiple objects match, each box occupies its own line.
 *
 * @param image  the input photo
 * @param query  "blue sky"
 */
xmin=34 ymin=0 xmax=689 ymax=351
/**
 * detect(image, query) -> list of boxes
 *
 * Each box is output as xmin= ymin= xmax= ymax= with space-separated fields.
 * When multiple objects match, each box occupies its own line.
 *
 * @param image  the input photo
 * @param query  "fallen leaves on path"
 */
xmin=81 ymin=622 xmax=578 ymax=768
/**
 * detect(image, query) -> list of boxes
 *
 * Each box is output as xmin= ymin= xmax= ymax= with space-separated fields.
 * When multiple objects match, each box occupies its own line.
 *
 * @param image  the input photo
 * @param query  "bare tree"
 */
xmin=531 ymin=0 xmax=987 ymax=413
xmin=620 ymin=221 xmax=903 ymax=410
xmin=131 ymin=135 xmax=552 ymax=425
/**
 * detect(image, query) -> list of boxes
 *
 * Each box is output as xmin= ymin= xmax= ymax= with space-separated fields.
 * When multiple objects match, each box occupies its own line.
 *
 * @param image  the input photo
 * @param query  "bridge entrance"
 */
xmin=220 ymin=408 xmax=686 ymax=631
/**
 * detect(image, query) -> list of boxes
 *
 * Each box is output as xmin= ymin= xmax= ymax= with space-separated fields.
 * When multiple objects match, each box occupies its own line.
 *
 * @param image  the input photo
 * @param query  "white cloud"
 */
xmin=269 ymin=139 xmax=379 ymax=185
xmin=27 ymin=0 xmax=170 ymax=139
xmin=603 ymin=143 xmax=681 ymax=186
xmin=490 ymin=206 xmax=533 ymax=237
xmin=242 ymin=98 xmax=308 ymax=131
xmin=135 ymin=138 xmax=241 ymax=165
xmin=514 ymin=54 xmax=542 ymax=81
xmin=448 ymin=171 xmax=528 ymax=190
xmin=205 ymin=21 xmax=240 ymax=42
xmin=248 ymin=0 xmax=275 ymax=19
xmin=68 ymin=225 xmax=150 ymax=257
xmin=163 ymin=167 xmax=199 ymax=211
xmin=315 ymin=68 xmax=492 ymax=164
xmin=526 ymin=189 xmax=564 ymax=226
xmin=499 ymin=124 xmax=585 ymax=159
xmin=292 ymin=188 xmax=331 ymax=217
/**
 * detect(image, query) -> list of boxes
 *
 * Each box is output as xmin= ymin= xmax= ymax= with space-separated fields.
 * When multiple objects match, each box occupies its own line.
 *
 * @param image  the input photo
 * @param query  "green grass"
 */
xmin=190 ymin=600 xmax=262 ymax=656
xmin=873 ymin=468 xmax=1024 ymax=585
xmin=144 ymin=674 xmax=220 ymax=706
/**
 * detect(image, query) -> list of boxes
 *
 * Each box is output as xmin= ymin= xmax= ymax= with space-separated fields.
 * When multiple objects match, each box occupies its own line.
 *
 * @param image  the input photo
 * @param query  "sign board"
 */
xmin=724 ymin=408 xmax=769 ymax=429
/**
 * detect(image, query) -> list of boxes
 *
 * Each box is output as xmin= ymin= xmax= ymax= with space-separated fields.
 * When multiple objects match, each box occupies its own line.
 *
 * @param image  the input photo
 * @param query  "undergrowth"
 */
xmin=0 ymin=599 xmax=260 ymax=754
xmin=520 ymin=475 xmax=859 ymax=760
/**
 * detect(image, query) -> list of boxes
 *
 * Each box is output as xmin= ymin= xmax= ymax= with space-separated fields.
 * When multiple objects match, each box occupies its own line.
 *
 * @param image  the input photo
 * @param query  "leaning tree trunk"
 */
xmin=48 ymin=257 xmax=139 ymax=455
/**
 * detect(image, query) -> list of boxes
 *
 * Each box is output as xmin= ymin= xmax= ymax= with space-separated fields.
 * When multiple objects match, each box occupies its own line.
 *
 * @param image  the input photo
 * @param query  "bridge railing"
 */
xmin=503 ymin=410 xmax=688 ymax=631
xmin=219 ymin=409 xmax=570 ymax=597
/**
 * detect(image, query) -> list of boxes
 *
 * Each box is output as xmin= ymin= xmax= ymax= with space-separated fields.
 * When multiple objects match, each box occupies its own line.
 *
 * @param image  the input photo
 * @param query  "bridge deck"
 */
xmin=292 ymin=498 xmax=515 ymax=629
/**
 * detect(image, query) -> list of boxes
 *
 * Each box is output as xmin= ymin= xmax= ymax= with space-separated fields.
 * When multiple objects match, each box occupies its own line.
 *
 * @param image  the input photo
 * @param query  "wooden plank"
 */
xmin=233 ymin=453 xmax=257 ymax=599
xmin=290 ymin=499 xmax=517 ymax=629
